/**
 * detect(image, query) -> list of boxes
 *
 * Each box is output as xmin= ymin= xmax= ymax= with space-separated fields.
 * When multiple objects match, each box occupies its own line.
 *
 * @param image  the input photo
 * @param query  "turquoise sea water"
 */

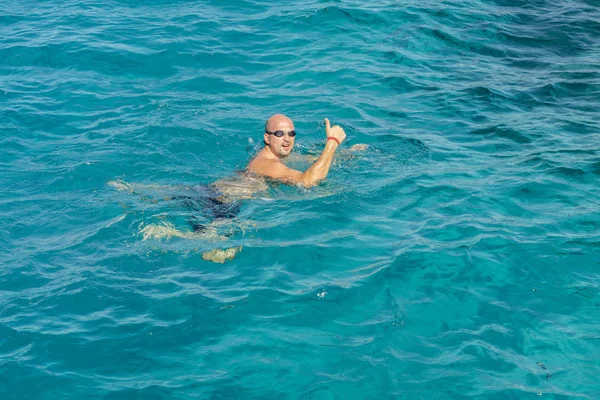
xmin=2 ymin=0 xmax=600 ymax=398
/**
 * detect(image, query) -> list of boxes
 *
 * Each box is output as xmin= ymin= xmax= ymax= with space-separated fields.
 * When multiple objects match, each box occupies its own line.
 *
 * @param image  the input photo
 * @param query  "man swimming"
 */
xmin=187 ymin=114 xmax=346 ymax=231
xmin=109 ymin=114 xmax=360 ymax=261
xmin=247 ymin=114 xmax=347 ymax=187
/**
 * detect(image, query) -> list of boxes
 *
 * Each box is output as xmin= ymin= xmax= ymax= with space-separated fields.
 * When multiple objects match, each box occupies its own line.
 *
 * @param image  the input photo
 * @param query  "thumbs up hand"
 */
xmin=324 ymin=118 xmax=346 ymax=145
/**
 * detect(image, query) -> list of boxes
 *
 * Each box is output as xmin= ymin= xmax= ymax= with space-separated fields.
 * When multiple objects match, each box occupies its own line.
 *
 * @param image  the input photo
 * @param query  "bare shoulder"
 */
xmin=247 ymin=154 xmax=302 ymax=184
xmin=247 ymin=151 xmax=275 ymax=174
xmin=248 ymin=156 xmax=283 ymax=176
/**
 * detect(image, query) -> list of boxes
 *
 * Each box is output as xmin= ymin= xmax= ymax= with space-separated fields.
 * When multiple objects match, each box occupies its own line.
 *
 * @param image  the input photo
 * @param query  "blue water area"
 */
xmin=1 ymin=0 xmax=600 ymax=398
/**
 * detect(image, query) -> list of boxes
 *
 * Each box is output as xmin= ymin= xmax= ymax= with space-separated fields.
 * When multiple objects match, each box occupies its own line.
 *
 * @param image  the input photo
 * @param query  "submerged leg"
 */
xmin=108 ymin=180 xmax=182 ymax=197
xmin=139 ymin=221 xmax=228 ymax=241
xmin=202 ymin=246 xmax=243 ymax=263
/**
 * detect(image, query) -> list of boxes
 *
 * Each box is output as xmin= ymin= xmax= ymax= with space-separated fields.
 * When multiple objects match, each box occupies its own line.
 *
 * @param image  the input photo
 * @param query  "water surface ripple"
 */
xmin=1 ymin=0 xmax=599 ymax=398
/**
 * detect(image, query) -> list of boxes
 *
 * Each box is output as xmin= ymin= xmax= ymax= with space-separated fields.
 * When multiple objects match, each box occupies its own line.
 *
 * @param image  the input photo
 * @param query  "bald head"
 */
xmin=265 ymin=114 xmax=294 ymax=133
xmin=262 ymin=114 xmax=296 ymax=157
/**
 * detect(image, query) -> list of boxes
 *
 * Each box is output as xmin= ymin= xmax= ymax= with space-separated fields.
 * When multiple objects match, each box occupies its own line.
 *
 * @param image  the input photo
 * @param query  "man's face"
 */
xmin=264 ymin=119 xmax=295 ymax=158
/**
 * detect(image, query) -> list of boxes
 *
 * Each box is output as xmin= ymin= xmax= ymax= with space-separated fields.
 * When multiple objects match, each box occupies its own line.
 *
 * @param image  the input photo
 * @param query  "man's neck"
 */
xmin=262 ymin=146 xmax=285 ymax=161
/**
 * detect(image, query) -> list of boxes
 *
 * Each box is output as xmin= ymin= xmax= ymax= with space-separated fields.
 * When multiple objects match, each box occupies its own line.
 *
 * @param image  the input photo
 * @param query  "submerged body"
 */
xmin=109 ymin=114 xmax=365 ymax=261
xmin=210 ymin=173 xmax=269 ymax=202
xmin=179 ymin=173 xmax=269 ymax=231
xmin=109 ymin=172 xmax=267 ymax=233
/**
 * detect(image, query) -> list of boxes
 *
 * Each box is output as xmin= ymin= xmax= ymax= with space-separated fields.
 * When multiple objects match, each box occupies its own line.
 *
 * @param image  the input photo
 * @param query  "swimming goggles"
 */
xmin=266 ymin=130 xmax=296 ymax=137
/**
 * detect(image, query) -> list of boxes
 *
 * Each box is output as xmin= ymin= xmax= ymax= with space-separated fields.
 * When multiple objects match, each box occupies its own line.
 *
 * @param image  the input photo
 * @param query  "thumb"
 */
xmin=324 ymin=118 xmax=331 ymax=132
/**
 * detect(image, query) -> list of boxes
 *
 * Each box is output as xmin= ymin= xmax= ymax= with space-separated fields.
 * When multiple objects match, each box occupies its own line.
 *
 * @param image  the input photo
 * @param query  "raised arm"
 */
xmin=298 ymin=118 xmax=346 ymax=186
